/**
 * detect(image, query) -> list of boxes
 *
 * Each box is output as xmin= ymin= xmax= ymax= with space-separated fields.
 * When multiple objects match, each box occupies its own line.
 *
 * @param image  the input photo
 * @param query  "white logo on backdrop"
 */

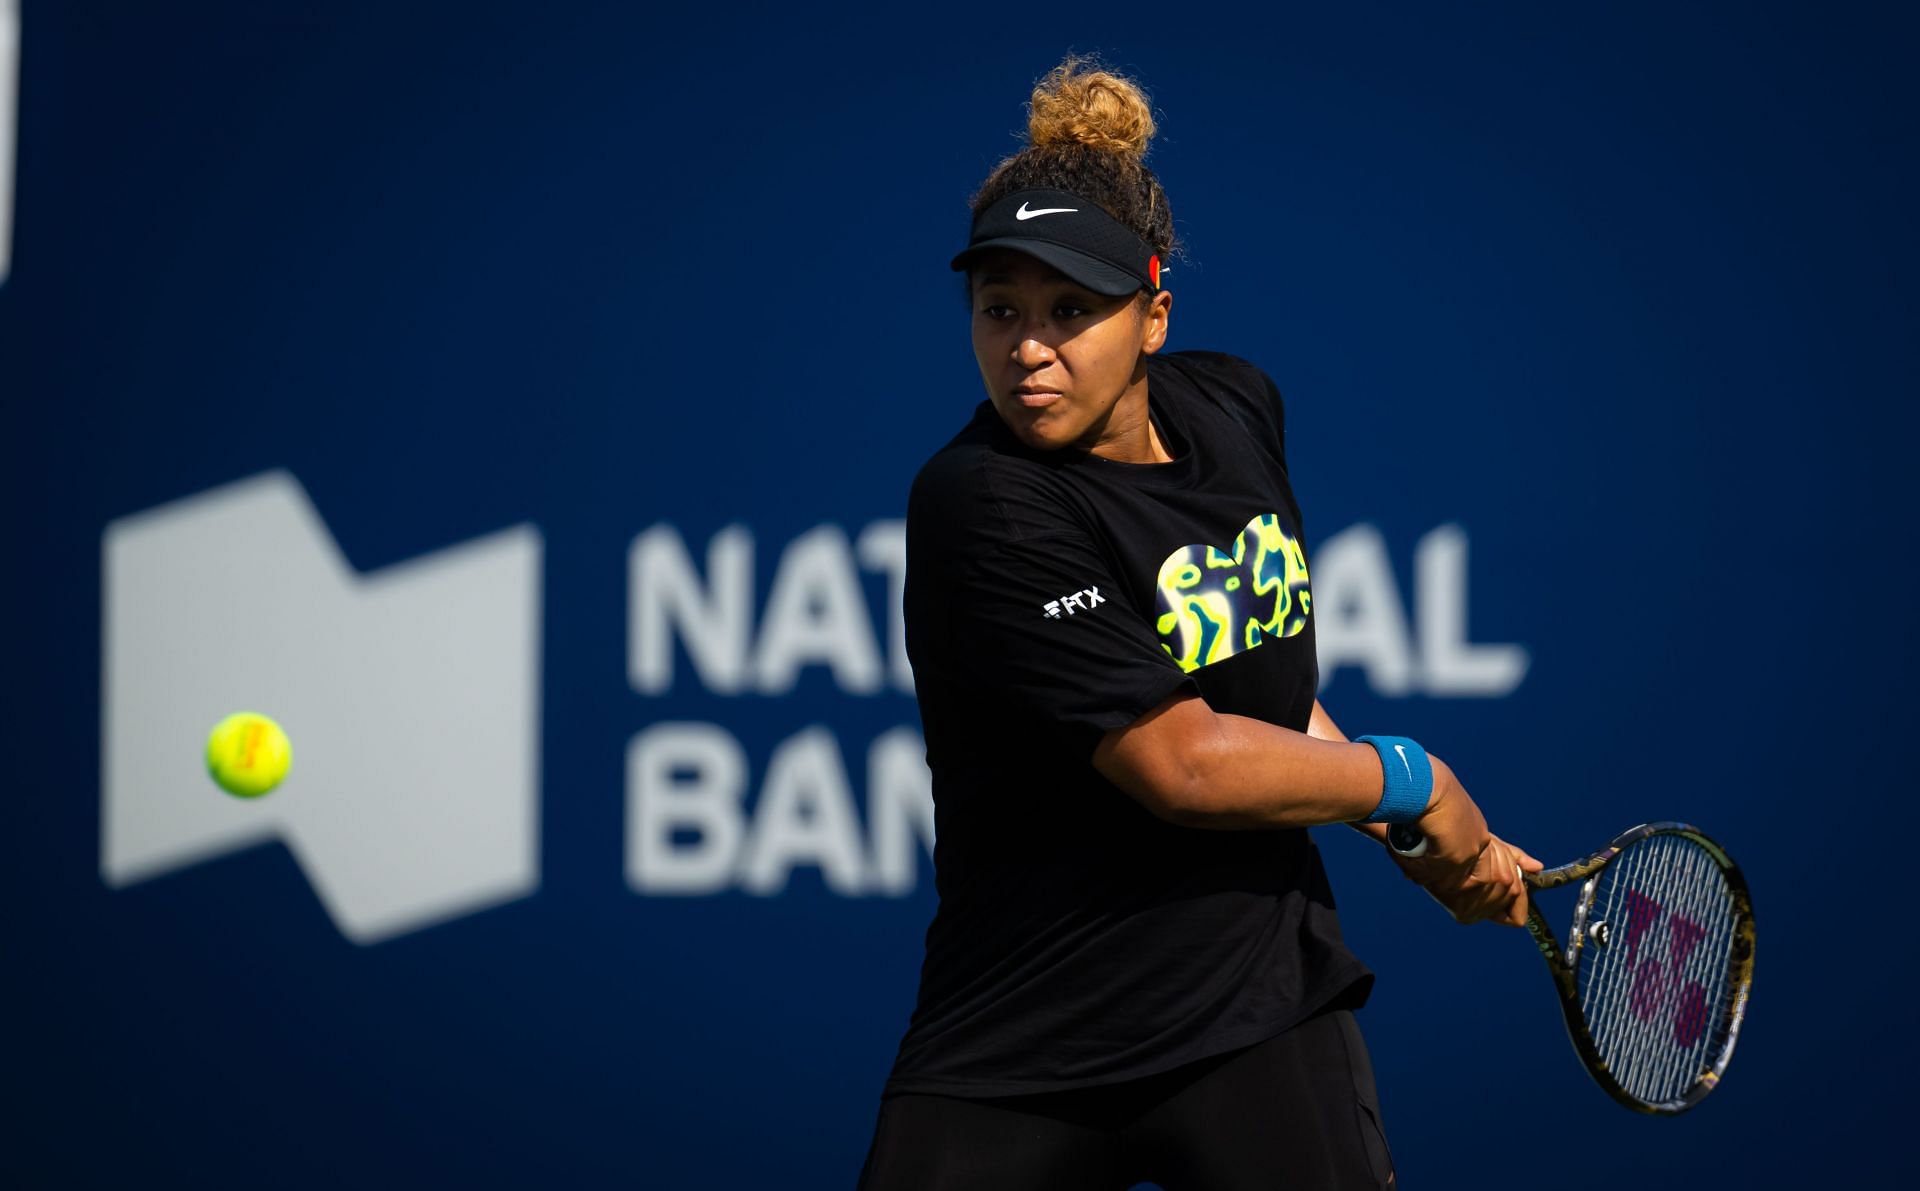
xmin=1 ymin=0 xmax=18 ymax=284
xmin=626 ymin=523 xmax=932 ymax=898
xmin=622 ymin=522 xmax=1527 ymax=895
xmin=100 ymin=471 xmax=543 ymax=944
xmin=99 ymin=472 xmax=1524 ymax=943
xmin=1312 ymin=523 xmax=1530 ymax=697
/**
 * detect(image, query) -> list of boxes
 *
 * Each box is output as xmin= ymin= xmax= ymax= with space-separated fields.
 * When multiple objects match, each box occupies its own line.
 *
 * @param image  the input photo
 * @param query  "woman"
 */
xmin=859 ymin=58 xmax=1539 ymax=1191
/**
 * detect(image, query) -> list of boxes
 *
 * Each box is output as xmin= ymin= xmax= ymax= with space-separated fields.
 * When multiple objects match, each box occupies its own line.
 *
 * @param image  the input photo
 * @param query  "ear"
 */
xmin=1139 ymin=289 xmax=1173 ymax=355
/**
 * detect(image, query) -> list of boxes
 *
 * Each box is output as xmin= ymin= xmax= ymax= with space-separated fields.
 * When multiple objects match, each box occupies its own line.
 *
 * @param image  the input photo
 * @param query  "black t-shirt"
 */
xmin=884 ymin=350 xmax=1372 ymax=1098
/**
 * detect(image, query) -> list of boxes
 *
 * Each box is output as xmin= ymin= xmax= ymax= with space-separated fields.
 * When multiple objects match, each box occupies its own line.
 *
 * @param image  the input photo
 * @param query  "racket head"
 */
xmin=1524 ymin=822 xmax=1756 ymax=1114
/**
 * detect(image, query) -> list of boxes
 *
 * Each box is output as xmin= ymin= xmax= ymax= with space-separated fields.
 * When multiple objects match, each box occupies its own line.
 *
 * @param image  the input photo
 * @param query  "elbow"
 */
xmin=1093 ymin=697 xmax=1225 ymax=827
xmin=1152 ymin=793 xmax=1214 ymax=828
xmin=1138 ymin=746 xmax=1214 ymax=826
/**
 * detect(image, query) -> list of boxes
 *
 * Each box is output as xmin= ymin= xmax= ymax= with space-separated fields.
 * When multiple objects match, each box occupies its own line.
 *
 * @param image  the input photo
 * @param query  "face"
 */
xmin=968 ymin=250 xmax=1171 ymax=454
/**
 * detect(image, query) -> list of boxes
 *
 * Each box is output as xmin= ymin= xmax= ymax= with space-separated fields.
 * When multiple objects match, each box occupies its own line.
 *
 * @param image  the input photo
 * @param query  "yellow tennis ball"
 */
xmin=205 ymin=712 xmax=292 ymax=799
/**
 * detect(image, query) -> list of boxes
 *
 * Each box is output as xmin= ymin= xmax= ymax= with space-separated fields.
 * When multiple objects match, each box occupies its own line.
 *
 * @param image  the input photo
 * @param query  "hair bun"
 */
xmin=1026 ymin=57 xmax=1156 ymax=159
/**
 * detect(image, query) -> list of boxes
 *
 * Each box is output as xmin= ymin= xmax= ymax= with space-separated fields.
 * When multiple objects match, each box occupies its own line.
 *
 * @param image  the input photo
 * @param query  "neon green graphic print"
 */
xmin=1154 ymin=513 xmax=1312 ymax=673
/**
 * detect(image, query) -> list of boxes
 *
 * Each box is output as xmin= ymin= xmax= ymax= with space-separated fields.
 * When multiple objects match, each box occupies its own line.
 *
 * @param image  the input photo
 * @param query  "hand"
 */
xmin=1390 ymin=757 xmax=1544 ymax=926
xmin=1411 ymin=833 xmax=1544 ymax=927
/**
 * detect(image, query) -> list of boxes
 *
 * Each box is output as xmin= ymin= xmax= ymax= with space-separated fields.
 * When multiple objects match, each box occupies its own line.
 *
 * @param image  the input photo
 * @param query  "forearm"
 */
xmin=1308 ymin=699 xmax=1389 ymax=845
xmin=1175 ymin=712 xmax=1386 ymax=829
xmin=1157 ymin=698 xmax=1530 ymax=925
xmin=1309 ymin=702 xmax=1535 ymax=925
xmin=1094 ymin=694 xmax=1387 ymax=830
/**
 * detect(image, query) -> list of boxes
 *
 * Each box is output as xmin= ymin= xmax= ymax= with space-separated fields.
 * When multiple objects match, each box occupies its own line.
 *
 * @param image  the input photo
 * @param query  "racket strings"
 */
xmin=1573 ymin=834 xmax=1737 ymax=1105
xmin=1614 ymin=839 xmax=1735 ymax=1099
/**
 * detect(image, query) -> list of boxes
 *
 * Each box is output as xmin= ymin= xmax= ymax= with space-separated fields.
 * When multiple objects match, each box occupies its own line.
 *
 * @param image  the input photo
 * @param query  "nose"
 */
xmin=1013 ymin=335 xmax=1056 ymax=370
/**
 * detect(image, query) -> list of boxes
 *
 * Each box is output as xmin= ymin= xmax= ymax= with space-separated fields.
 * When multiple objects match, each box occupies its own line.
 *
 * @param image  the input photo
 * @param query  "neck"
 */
xmin=1086 ymin=378 xmax=1171 ymax=464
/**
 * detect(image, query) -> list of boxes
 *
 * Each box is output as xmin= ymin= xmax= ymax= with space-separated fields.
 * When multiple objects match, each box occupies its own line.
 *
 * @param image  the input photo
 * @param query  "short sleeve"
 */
xmin=1251 ymin=364 xmax=1289 ymax=474
xmin=1156 ymin=351 xmax=1289 ymax=475
xmin=907 ymin=529 xmax=1196 ymax=744
xmin=1190 ymin=354 xmax=1303 ymax=532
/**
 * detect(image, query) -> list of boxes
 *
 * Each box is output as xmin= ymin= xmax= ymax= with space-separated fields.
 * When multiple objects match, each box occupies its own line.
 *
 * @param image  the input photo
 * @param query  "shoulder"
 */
xmin=909 ymin=405 xmax=1090 ymax=555
xmin=1152 ymin=350 xmax=1289 ymax=467
xmin=1151 ymin=350 xmax=1285 ymax=421
xmin=1152 ymin=349 xmax=1272 ymax=384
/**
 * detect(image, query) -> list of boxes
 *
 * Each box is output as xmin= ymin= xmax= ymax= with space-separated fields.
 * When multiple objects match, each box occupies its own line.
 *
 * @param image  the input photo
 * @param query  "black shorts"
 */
xmin=856 ymin=1006 xmax=1394 ymax=1191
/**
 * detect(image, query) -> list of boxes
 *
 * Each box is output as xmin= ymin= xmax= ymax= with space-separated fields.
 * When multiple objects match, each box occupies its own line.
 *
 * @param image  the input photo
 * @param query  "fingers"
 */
xmin=1425 ymin=837 xmax=1533 ymax=926
xmin=1505 ymin=838 xmax=1543 ymax=926
xmin=1471 ymin=840 xmax=1521 ymax=921
xmin=1497 ymin=841 xmax=1531 ymax=924
xmin=1500 ymin=856 xmax=1531 ymax=927
xmin=1490 ymin=839 xmax=1537 ymax=927
xmin=1446 ymin=853 xmax=1513 ymax=924
xmin=1505 ymin=883 xmax=1532 ymax=928
xmin=1400 ymin=829 xmax=1542 ymax=927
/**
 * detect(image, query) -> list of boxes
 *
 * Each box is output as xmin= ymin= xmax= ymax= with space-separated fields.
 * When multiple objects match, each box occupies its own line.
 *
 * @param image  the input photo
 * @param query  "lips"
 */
xmin=1013 ymin=389 xmax=1062 ymax=409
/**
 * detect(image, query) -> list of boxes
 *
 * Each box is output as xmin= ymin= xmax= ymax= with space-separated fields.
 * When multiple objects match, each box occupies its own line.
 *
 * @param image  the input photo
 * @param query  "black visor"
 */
xmin=949 ymin=188 xmax=1161 ymax=296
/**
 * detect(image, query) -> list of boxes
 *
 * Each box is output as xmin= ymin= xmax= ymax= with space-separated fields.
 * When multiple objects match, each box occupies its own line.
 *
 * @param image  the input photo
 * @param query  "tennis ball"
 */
xmin=205 ymin=712 xmax=292 ymax=799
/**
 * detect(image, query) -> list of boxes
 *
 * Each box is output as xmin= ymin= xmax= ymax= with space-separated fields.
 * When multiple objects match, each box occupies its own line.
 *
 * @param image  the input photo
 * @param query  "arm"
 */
xmin=1095 ymin=690 xmax=1539 ymax=925
xmin=1092 ymin=689 xmax=1479 ymax=838
xmin=1305 ymin=699 xmax=1389 ymax=847
xmin=1310 ymin=698 xmax=1544 ymax=926
xmin=1091 ymin=691 xmax=1386 ymax=830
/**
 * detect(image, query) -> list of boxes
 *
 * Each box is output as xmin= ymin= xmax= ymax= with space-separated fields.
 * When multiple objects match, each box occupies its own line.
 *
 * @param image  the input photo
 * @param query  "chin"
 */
xmin=1012 ymin=419 xmax=1076 ymax=452
xmin=996 ymin=404 xmax=1076 ymax=451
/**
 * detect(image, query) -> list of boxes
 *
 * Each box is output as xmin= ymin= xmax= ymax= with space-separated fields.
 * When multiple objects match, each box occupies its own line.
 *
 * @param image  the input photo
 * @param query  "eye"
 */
xmin=1054 ymin=304 xmax=1089 ymax=320
xmin=980 ymin=304 xmax=1015 ymax=320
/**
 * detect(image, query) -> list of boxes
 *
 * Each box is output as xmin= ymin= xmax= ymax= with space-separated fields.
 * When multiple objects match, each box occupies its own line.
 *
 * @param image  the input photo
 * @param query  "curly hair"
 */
xmin=971 ymin=56 xmax=1179 ymax=273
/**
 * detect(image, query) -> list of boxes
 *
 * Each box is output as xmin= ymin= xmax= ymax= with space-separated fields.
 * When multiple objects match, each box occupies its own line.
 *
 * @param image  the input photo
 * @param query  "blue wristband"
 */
xmin=1353 ymin=735 xmax=1433 ymax=824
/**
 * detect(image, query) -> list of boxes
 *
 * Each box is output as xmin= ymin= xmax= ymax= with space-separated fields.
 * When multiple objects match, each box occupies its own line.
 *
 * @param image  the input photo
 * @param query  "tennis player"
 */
xmin=857 ymin=58 xmax=1541 ymax=1191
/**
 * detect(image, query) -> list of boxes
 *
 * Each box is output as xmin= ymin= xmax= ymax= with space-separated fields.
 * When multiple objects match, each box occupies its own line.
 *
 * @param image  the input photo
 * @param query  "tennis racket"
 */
xmin=1386 ymin=821 xmax=1756 ymax=1114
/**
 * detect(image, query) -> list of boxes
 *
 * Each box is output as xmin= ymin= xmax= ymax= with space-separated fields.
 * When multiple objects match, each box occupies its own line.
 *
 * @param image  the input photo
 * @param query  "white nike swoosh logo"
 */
xmin=1015 ymin=202 xmax=1078 ymax=220
xmin=1393 ymin=744 xmax=1413 ymax=781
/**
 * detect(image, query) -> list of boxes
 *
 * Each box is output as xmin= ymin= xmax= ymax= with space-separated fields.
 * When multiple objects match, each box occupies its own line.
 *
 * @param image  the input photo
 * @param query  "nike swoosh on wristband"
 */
xmin=1393 ymin=744 xmax=1413 ymax=781
xmin=1014 ymin=202 xmax=1078 ymax=220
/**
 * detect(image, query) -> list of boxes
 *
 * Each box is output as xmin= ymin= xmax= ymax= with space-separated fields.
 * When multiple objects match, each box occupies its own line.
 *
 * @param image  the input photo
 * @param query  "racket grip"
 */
xmin=1386 ymin=823 xmax=1429 ymax=858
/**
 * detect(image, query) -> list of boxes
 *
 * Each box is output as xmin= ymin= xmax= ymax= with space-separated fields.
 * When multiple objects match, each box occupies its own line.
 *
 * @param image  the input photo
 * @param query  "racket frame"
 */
xmin=1523 ymin=821 xmax=1756 ymax=1115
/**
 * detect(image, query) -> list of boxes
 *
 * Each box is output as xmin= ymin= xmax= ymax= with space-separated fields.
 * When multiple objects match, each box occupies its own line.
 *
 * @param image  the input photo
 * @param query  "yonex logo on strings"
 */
xmin=1043 ymin=587 xmax=1107 ymax=619
xmin=1624 ymin=890 xmax=1713 ymax=1048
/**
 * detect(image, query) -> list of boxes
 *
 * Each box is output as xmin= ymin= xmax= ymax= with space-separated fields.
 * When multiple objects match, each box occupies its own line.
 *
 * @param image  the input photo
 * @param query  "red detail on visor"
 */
xmin=1149 ymin=255 xmax=1161 ymax=289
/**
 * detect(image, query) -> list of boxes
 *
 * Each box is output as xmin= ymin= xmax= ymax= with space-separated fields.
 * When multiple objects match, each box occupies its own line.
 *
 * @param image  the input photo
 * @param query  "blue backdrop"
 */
xmin=4 ymin=2 xmax=1914 ymax=1187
